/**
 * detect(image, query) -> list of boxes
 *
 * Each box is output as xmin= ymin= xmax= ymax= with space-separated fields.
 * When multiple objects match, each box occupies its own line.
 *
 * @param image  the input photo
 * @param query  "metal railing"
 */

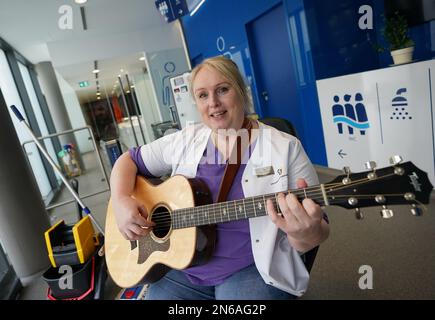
xmin=22 ymin=126 xmax=110 ymax=211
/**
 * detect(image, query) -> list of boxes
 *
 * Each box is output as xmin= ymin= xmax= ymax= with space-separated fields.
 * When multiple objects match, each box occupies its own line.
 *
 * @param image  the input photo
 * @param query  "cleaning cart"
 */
xmin=10 ymin=105 xmax=107 ymax=300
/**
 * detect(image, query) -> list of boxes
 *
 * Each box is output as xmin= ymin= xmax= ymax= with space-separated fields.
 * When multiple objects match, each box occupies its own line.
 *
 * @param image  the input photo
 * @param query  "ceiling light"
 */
xmin=96 ymin=92 xmax=101 ymax=96
xmin=97 ymin=96 xmax=101 ymax=100
xmin=139 ymin=56 xmax=145 ymax=61
xmin=120 ymin=69 xmax=124 ymax=73
xmin=126 ymin=90 xmax=130 ymax=93
xmin=75 ymin=0 xmax=87 ymax=4
xmin=92 ymin=69 xmax=100 ymax=74
xmin=130 ymin=85 xmax=135 ymax=88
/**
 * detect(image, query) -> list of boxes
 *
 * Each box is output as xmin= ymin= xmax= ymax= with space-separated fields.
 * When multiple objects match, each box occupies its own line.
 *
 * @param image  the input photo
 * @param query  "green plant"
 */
xmin=381 ymin=11 xmax=414 ymax=52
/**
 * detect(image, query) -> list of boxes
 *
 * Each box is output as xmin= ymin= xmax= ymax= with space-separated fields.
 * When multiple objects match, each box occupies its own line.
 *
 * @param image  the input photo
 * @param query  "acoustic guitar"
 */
xmin=105 ymin=158 xmax=433 ymax=288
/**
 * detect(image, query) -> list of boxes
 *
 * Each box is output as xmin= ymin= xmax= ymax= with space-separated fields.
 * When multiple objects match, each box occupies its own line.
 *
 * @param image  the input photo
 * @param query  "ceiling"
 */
xmin=56 ymin=51 xmax=148 ymax=104
xmin=0 ymin=0 xmax=184 ymax=103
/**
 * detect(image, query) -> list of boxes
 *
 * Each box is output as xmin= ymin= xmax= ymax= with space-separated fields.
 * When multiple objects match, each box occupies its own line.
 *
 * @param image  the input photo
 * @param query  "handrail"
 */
xmin=22 ymin=126 xmax=111 ymax=211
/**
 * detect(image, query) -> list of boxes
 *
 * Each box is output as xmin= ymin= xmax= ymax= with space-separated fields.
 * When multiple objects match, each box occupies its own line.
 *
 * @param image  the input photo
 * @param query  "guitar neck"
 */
xmin=172 ymin=184 xmax=328 ymax=229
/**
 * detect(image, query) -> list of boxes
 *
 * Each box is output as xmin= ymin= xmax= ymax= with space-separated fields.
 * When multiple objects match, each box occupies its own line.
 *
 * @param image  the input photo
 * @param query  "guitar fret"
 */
xmin=238 ymin=202 xmax=243 ymax=219
xmin=213 ymin=205 xmax=219 ymax=224
xmin=242 ymin=199 xmax=247 ymax=219
xmin=251 ymin=197 xmax=257 ymax=217
xmin=274 ymin=193 xmax=280 ymax=213
xmin=226 ymin=202 xmax=231 ymax=221
xmin=211 ymin=205 xmax=216 ymax=224
xmin=233 ymin=200 xmax=238 ymax=220
xmin=205 ymin=208 xmax=209 ymax=225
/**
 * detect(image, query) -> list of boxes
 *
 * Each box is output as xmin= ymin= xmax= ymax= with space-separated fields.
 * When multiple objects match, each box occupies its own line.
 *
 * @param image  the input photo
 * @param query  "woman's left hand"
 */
xmin=266 ymin=178 xmax=325 ymax=252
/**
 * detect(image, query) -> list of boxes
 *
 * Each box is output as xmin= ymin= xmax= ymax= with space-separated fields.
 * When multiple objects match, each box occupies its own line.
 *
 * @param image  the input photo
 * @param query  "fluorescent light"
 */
xmin=190 ymin=0 xmax=205 ymax=16
xmin=75 ymin=0 xmax=87 ymax=4
xmin=92 ymin=69 xmax=100 ymax=74
xmin=139 ymin=56 xmax=145 ymax=61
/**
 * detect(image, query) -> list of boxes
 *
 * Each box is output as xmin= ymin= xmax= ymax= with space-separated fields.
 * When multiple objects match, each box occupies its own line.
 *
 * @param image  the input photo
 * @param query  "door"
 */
xmin=247 ymin=3 xmax=303 ymax=135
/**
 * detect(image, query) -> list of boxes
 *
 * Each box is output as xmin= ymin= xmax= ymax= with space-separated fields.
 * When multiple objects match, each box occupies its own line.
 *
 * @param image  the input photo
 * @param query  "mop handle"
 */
xmin=10 ymin=105 xmax=105 ymax=236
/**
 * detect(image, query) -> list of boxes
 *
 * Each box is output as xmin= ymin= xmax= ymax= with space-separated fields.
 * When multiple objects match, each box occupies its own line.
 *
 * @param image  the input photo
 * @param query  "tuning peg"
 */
xmin=389 ymin=155 xmax=403 ymax=165
xmin=380 ymin=205 xmax=394 ymax=219
xmin=355 ymin=208 xmax=363 ymax=220
xmin=365 ymin=161 xmax=377 ymax=170
xmin=342 ymin=167 xmax=351 ymax=184
xmin=411 ymin=204 xmax=423 ymax=216
xmin=343 ymin=166 xmax=351 ymax=175
xmin=375 ymin=195 xmax=386 ymax=204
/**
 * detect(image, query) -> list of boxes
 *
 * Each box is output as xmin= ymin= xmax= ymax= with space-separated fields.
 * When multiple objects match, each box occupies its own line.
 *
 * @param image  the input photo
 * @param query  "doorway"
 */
xmin=247 ymin=3 xmax=303 ymax=136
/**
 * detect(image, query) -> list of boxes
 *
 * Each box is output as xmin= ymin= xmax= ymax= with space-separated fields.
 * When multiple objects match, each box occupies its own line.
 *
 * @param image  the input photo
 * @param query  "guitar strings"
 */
xmin=151 ymin=192 xmax=414 ymax=232
xmin=151 ymin=196 xmax=334 ymax=231
xmin=151 ymin=176 xmax=378 ymax=226
xmin=152 ymin=169 xmax=401 ymax=225
xmin=150 ymin=172 xmax=409 ymax=230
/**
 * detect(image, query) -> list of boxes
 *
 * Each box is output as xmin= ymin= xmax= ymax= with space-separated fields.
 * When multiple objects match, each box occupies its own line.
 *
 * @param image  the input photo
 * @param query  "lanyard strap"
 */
xmin=216 ymin=118 xmax=253 ymax=203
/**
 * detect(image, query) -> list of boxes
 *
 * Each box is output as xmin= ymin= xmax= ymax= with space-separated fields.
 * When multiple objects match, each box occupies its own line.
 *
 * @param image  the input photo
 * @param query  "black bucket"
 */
xmin=43 ymin=256 xmax=95 ymax=300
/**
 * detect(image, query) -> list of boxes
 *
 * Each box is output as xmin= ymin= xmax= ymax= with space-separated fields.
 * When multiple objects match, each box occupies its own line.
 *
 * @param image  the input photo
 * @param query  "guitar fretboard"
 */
xmin=172 ymin=186 xmax=327 ymax=229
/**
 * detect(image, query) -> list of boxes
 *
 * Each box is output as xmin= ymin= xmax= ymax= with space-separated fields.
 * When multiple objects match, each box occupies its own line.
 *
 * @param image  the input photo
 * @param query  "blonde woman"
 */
xmin=110 ymin=56 xmax=329 ymax=300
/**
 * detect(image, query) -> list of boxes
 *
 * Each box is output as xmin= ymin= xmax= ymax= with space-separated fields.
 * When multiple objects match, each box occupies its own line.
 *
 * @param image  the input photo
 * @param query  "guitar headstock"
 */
xmin=325 ymin=157 xmax=433 ymax=219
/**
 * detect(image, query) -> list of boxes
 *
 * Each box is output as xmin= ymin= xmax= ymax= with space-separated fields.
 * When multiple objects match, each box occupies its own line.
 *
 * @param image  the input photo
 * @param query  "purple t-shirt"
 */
xmin=129 ymin=138 xmax=255 ymax=285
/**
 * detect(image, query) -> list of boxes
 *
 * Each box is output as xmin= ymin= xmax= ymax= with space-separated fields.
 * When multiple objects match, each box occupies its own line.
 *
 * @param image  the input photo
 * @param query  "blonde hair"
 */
xmin=190 ymin=56 xmax=251 ymax=113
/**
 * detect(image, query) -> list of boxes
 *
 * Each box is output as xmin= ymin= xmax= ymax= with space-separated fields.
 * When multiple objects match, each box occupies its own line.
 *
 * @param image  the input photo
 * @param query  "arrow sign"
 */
xmin=338 ymin=149 xmax=347 ymax=158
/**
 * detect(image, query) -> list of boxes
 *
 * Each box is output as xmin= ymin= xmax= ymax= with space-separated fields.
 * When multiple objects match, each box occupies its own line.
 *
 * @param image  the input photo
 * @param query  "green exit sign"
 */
xmin=79 ymin=81 xmax=89 ymax=88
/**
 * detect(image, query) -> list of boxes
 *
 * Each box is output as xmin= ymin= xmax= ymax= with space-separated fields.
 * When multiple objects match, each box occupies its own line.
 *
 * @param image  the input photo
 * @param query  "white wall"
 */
xmin=55 ymin=71 xmax=93 ymax=153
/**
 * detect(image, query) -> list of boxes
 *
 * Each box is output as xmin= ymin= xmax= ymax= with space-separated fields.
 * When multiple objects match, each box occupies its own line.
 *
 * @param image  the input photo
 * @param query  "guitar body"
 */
xmin=105 ymin=175 xmax=215 ymax=288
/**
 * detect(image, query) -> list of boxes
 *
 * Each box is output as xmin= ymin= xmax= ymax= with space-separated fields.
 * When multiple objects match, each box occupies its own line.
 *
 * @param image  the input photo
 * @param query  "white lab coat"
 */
xmin=139 ymin=122 xmax=319 ymax=296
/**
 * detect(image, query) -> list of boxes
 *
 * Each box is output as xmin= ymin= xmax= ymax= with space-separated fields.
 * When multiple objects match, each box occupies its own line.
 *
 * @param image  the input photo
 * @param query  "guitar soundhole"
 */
xmin=151 ymin=206 xmax=171 ymax=239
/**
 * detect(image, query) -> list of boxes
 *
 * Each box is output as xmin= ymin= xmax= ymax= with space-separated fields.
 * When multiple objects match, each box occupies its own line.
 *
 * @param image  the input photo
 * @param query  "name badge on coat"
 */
xmin=254 ymin=166 xmax=275 ymax=177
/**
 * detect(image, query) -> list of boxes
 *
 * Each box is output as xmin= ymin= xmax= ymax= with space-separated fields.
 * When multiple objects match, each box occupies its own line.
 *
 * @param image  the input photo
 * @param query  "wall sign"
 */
xmin=317 ymin=60 xmax=435 ymax=184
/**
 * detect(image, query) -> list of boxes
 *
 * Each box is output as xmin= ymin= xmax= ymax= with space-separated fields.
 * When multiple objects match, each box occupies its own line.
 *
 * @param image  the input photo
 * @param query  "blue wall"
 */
xmin=181 ymin=0 xmax=328 ymax=165
xmin=180 ymin=0 xmax=434 ymax=167
xmin=303 ymin=0 xmax=380 ymax=80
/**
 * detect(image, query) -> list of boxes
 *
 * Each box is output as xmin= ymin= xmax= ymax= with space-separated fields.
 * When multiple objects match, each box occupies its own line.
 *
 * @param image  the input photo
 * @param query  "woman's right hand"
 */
xmin=112 ymin=196 xmax=155 ymax=240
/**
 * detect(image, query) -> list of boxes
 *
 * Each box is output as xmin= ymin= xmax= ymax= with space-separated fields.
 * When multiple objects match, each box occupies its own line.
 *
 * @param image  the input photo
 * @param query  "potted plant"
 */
xmin=378 ymin=11 xmax=415 ymax=65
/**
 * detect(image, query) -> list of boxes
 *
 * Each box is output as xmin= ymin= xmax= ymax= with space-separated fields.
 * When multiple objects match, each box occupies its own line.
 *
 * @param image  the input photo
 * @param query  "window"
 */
xmin=18 ymin=61 xmax=61 ymax=186
xmin=0 ymin=49 xmax=52 ymax=200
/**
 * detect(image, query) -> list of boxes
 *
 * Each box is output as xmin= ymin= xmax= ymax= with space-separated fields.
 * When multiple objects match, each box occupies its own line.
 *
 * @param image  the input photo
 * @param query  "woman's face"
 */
xmin=192 ymin=66 xmax=244 ymax=132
